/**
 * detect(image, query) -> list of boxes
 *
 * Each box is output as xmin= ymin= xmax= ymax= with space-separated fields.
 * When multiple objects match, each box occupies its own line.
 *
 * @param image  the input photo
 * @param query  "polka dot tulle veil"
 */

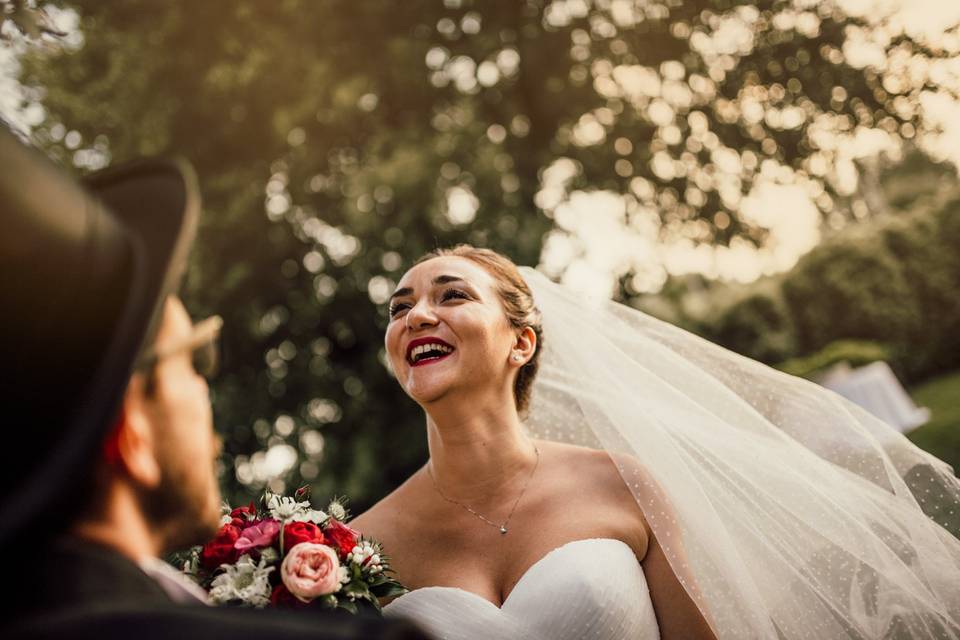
xmin=521 ymin=267 xmax=960 ymax=640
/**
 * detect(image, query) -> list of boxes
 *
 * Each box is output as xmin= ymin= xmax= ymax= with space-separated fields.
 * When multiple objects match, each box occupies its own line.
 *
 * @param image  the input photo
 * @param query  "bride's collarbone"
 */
xmin=384 ymin=446 xmax=649 ymax=594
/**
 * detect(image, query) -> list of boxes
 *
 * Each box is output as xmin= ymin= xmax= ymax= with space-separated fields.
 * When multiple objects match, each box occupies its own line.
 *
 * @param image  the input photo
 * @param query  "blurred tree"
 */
xmin=708 ymin=287 xmax=795 ymax=364
xmin=699 ymin=186 xmax=960 ymax=383
xmin=878 ymin=193 xmax=960 ymax=378
xmin=782 ymin=234 xmax=919 ymax=355
xmin=17 ymin=0 xmax=958 ymax=507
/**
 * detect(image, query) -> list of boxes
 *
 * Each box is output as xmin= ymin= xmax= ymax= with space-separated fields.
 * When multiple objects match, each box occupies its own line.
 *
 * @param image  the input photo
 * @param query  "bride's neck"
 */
xmin=424 ymin=399 xmax=536 ymax=501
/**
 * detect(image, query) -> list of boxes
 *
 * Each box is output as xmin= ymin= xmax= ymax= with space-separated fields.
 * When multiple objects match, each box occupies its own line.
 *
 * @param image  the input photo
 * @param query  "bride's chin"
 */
xmin=404 ymin=375 xmax=455 ymax=405
xmin=406 ymin=384 xmax=449 ymax=405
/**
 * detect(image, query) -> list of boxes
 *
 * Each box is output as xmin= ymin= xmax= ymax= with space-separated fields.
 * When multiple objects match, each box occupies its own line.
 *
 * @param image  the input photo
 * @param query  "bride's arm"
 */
xmin=608 ymin=452 xmax=718 ymax=640
xmin=641 ymin=522 xmax=718 ymax=640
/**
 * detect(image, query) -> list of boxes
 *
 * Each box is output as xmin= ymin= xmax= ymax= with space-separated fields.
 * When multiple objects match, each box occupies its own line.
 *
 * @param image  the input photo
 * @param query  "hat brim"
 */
xmin=85 ymin=157 xmax=200 ymax=363
xmin=1 ymin=155 xmax=199 ymax=544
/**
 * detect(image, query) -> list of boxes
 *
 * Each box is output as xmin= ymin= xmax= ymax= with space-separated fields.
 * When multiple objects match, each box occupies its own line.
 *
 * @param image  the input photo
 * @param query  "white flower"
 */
xmin=366 ymin=555 xmax=383 ymax=575
xmin=259 ymin=547 xmax=279 ymax=565
xmin=181 ymin=546 xmax=202 ymax=576
xmin=290 ymin=508 xmax=328 ymax=525
xmin=209 ymin=554 xmax=275 ymax=608
xmin=337 ymin=565 xmax=350 ymax=589
xmin=328 ymin=500 xmax=347 ymax=522
xmin=348 ymin=541 xmax=383 ymax=575
xmin=219 ymin=514 xmax=233 ymax=527
xmin=347 ymin=541 xmax=385 ymax=576
xmin=267 ymin=493 xmax=312 ymax=522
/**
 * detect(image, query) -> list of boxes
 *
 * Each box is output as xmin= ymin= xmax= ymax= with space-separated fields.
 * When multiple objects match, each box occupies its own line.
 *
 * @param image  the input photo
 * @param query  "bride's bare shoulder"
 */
xmin=539 ymin=440 xmax=648 ymax=486
xmin=348 ymin=468 xmax=427 ymax=547
xmin=539 ymin=440 xmax=651 ymax=550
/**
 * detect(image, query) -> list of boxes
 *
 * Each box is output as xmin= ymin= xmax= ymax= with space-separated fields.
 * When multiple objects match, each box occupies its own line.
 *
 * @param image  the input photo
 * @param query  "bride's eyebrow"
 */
xmin=433 ymin=274 xmax=468 ymax=287
xmin=389 ymin=286 xmax=413 ymax=302
xmin=433 ymin=275 xmax=480 ymax=296
xmin=389 ymin=275 xmax=473 ymax=301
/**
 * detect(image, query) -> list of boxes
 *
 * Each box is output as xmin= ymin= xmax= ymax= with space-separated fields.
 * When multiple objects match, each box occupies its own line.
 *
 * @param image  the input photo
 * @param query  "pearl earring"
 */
xmin=513 ymin=354 xmax=522 ymax=362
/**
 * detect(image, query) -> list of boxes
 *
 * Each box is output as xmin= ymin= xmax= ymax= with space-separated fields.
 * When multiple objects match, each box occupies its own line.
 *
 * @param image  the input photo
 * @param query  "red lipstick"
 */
xmin=405 ymin=337 xmax=456 ymax=367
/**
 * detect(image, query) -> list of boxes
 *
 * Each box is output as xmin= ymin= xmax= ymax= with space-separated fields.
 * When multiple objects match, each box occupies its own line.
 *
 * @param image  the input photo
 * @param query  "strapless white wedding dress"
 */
xmin=384 ymin=538 xmax=660 ymax=640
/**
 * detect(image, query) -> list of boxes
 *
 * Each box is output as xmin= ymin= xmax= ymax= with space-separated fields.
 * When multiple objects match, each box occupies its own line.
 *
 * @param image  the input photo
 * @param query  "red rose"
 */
xmin=201 ymin=524 xmax=241 ymax=569
xmin=325 ymin=520 xmax=360 ymax=558
xmin=270 ymin=584 xmax=309 ymax=609
xmin=230 ymin=501 xmax=257 ymax=527
xmin=283 ymin=521 xmax=325 ymax=552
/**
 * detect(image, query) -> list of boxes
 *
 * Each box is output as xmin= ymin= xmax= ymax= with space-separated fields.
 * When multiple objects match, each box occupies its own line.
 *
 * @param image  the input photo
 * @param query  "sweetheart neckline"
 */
xmin=385 ymin=537 xmax=635 ymax=611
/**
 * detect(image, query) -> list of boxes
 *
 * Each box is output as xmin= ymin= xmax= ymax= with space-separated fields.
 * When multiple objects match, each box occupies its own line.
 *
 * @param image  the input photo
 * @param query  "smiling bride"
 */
xmin=351 ymin=245 xmax=960 ymax=640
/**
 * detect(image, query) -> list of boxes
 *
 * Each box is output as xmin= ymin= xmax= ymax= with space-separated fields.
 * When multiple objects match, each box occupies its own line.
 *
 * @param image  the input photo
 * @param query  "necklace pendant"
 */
xmin=500 ymin=526 xmax=508 ymax=535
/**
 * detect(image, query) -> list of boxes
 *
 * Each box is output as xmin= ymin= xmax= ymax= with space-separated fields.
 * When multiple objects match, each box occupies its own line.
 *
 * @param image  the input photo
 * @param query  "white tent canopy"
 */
xmin=819 ymin=361 xmax=931 ymax=433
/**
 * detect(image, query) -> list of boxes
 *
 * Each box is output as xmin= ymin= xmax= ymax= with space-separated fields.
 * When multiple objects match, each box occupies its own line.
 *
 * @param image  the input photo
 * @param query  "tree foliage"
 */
xmin=17 ymin=0 xmax=958 ymax=507
xmin=710 ymin=288 xmax=795 ymax=363
xmin=699 ymin=186 xmax=960 ymax=381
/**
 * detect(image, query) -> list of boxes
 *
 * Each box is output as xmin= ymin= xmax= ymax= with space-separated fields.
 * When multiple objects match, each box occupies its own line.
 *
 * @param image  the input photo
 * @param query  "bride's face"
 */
xmin=385 ymin=256 xmax=517 ymax=406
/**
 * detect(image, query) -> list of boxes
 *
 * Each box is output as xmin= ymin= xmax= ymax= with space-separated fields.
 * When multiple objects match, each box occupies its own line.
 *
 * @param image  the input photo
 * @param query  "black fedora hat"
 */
xmin=0 ymin=128 xmax=200 ymax=544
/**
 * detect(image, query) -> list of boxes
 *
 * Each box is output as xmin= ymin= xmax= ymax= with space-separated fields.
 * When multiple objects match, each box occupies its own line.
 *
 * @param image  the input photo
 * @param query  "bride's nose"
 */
xmin=405 ymin=299 xmax=439 ymax=331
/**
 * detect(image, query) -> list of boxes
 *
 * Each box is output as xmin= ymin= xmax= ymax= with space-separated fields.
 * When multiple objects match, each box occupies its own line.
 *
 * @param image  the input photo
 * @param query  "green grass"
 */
xmin=907 ymin=370 xmax=960 ymax=476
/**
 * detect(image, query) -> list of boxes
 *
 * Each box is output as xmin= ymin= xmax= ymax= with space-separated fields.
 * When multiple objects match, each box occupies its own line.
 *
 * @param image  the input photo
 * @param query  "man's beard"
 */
xmin=139 ymin=450 xmax=221 ymax=553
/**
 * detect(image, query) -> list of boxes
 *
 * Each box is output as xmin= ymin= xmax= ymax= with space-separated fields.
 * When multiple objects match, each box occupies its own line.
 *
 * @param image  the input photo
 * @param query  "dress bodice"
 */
xmin=383 ymin=538 xmax=660 ymax=640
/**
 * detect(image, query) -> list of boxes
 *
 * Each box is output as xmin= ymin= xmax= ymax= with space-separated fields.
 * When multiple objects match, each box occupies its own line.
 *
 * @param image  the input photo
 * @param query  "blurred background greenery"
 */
xmin=2 ymin=0 xmax=958 ymax=510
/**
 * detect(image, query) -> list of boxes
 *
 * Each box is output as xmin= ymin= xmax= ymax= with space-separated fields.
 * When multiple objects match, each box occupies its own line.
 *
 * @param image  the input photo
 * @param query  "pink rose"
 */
xmin=234 ymin=519 xmax=280 ymax=554
xmin=280 ymin=542 xmax=342 ymax=602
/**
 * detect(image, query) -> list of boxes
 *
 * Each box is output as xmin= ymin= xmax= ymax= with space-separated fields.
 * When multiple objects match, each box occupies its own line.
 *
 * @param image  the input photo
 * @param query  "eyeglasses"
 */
xmin=136 ymin=315 xmax=223 ymax=380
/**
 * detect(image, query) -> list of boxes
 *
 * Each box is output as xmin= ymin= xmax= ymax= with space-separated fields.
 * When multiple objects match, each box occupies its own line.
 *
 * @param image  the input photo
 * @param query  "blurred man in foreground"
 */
xmin=0 ymin=128 xmax=427 ymax=640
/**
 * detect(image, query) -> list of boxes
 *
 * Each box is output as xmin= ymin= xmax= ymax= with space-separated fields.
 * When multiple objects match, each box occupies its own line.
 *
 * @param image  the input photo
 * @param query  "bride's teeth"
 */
xmin=409 ymin=342 xmax=454 ymax=363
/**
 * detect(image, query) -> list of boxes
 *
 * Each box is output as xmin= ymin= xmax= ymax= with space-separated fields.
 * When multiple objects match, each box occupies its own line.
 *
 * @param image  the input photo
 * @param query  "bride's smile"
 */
xmin=385 ymin=255 xmax=529 ymax=408
xmin=405 ymin=338 xmax=456 ymax=367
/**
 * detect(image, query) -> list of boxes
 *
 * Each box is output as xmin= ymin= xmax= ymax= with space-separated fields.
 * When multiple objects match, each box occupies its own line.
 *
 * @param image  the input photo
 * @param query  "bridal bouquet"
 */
xmin=175 ymin=488 xmax=406 ymax=614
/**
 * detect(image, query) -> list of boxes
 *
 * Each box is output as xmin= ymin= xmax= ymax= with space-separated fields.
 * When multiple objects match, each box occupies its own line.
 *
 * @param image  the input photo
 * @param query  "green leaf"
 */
xmin=343 ymin=580 xmax=371 ymax=599
xmin=337 ymin=600 xmax=359 ymax=615
xmin=372 ymin=582 xmax=409 ymax=599
xmin=367 ymin=573 xmax=389 ymax=587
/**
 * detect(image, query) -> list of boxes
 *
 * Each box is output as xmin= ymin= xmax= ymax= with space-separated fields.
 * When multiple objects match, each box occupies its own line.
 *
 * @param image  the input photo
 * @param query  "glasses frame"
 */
xmin=136 ymin=315 xmax=223 ymax=382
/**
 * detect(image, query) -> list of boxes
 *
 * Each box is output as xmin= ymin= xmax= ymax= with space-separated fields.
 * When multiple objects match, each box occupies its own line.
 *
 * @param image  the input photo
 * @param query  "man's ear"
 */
xmin=112 ymin=374 xmax=163 ymax=489
xmin=510 ymin=326 xmax=537 ymax=367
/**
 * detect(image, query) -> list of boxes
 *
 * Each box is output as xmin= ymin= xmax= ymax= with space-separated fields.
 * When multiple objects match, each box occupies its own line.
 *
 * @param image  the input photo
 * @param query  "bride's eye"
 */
xmin=440 ymin=288 xmax=469 ymax=303
xmin=389 ymin=302 xmax=410 ymax=318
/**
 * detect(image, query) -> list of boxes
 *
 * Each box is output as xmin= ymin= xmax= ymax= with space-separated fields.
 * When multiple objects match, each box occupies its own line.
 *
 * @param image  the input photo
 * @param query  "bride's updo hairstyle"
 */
xmin=415 ymin=245 xmax=543 ymax=416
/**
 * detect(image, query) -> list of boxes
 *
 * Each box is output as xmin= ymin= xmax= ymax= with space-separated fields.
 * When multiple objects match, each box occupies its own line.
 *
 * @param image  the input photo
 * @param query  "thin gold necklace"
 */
xmin=427 ymin=445 xmax=540 ymax=535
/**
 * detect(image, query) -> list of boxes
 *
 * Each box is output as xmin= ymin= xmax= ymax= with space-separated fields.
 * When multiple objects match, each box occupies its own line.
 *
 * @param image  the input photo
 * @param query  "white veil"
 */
xmin=520 ymin=267 xmax=960 ymax=639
